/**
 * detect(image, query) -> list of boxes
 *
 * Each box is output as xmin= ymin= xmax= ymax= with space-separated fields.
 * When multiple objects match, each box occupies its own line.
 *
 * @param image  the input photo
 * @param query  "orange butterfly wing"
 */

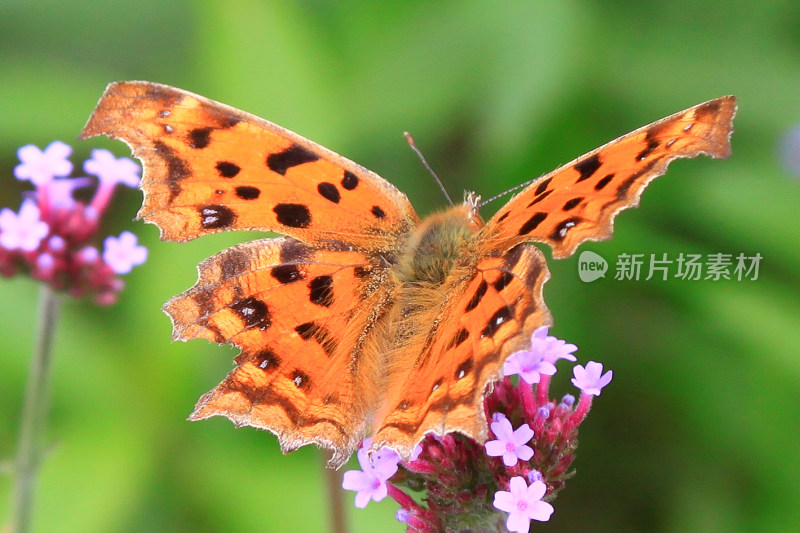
xmin=167 ymin=237 xmax=392 ymax=467
xmin=483 ymin=96 xmax=737 ymax=257
xmin=80 ymin=81 xmax=418 ymax=251
xmin=372 ymin=97 xmax=736 ymax=455
xmin=81 ymin=81 xmax=417 ymax=467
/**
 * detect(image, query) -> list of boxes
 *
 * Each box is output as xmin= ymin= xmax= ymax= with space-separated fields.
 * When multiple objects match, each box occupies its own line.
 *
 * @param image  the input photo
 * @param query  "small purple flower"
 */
xmin=0 ymin=200 xmax=50 ymax=251
xmin=14 ymin=141 xmax=73 ymax=186
xmin=493 ymin=476 xmax=554 ymax=532
xmin=102 ymin=231 xmax=147 ymax=274
xmin=77 ymin=246 xmax=99 ymax=264
xmin=571 ymin=361 xmax=613 ymax=396
xmin=503 ymin=327 xmax=578 ymax=384
xmin=83 ymin=149 xmax=140 ymax=188
xmin=342 ymin=439 xmax=400 ymax=508
xmin=47 ymin=236 xmax=66 ymax=252
xmin=395 ymin=508 xmax=410 ymax=524
xmin=526 ymin=469 xmax=543 ymax=484
xmin=484 ymin=415 xmax=534 ymax=467
xmin=45 ymin=177 xmax=91 ymax=209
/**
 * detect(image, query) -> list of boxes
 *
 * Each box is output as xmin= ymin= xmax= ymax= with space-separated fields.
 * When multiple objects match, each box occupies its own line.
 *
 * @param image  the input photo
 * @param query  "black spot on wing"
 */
xmin=188 ymin=127 xmax=213 ymax=149
xmin=455 ymin=358 xmax=473 ymax=379
xmin=231 ymin=297 xmax=271 ymax=330
xmin=465 ymin=280 xmax=488 ymax=312
xmin=574 ymin=154 xmax=602 ymax=182
xmin=317 ymin=182 xmax=341 ymax=203
xmin=290 ymin=369 xmax=312 ymax=392
xmin=271 ymin=264 xmax=303 ymax=284
xmin=594 ymin=174 xmax=614 ymax=191
xmin=447 ymin=328 xmax=470 ymax=349
xmin=273 ymin=203 xmax=311 ymax=228
xmin=492 ymin=271 xmax=514 ymax=291
xmin=518 ymin=212 xmax=547 ymax=235
xmin=235 ymin=186 xmax=260 ymax=200
xmin=266 ymin=145 xmax=320 ymax=175
xmin=341 ymin=171 xmax=359 ymax=190
xmin=309 ymin=275 xmax=334 ymax=307
xmin=216 ymin=161 xmax=240 ymax=178
xmin=550 ymin=217 xmax=582 ymax=242
xmin=199 ymin=204 xmax=236 ymax=229
xmin=562 ymin=197 xmax=583 ymax=211
xmin=295 ymin=322 xmax=337 ymax=357
xmin=480 ymin=306 xmax=512 ymax=338
xmin=535 ymin=177 xmax=553 ymax=196
xmin=254 ymin=348 xmax=281 ymax=372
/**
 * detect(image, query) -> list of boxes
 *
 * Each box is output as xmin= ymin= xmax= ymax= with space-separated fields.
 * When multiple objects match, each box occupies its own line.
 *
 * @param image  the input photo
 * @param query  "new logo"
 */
xmin=578 ymin=251 xmax=607 ymax=282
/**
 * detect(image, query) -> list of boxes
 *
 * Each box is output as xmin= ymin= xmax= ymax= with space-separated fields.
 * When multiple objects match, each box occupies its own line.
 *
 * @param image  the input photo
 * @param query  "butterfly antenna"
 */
xmin=404 ymin=132 xmax=454 ymax=207
xmin=478 ymin=177 xmax=539 ymax=209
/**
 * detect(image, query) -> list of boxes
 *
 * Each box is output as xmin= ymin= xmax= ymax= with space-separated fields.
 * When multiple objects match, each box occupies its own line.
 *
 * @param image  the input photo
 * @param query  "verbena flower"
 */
xmin=0 ymin=200 xmax=50 ymax=252
xmin=484 ymin=416 xmax=534 ymax=467
xmin=503 ymin=327 xmax=578 ymax=384
xmin=343 ymin=328 xmax=613 ymax=533
xmin=342 ymin=438 xmax=401 ymax=508
xmin=0 ymin=141 xmax=145 ymax=304
xmin=571 ymin=361 xmax=613 ymax=396
xmin=493 ymin=476 xmax=554 ymax=532
xmin=14 ymin=141 xmax=73 ymax=185
xmin=103 ymin=231 xmax=148 ymax=275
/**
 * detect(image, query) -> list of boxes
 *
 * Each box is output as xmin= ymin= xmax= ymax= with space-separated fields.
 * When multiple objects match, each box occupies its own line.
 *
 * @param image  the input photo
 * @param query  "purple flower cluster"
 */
xmin=0 ymin=141 xmax=146 ymax=304
xmin=342 ymin=327 xmax=612 ymax=533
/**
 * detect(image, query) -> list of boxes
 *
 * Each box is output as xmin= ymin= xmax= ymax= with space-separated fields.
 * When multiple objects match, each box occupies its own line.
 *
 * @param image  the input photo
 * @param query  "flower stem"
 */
xmin=322 ymin=455 xmax=348 ymax=533
xmin=11 ymin=285 xmax=61 ymax=533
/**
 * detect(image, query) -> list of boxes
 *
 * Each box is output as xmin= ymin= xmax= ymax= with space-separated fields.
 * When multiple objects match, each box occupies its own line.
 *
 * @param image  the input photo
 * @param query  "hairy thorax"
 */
xmin=395 ymin=203 xmax=483 ymax=286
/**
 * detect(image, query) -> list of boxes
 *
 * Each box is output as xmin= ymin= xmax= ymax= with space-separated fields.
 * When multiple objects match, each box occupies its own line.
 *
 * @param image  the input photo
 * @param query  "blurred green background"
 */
xmin=1 ymin=1 xmax=799 ymax=532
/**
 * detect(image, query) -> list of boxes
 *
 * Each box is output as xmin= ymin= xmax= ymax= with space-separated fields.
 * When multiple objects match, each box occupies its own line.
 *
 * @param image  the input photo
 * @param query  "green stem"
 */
xmin=12 ymin=285 xmax=61 ymax=533
xmin=322 ymin=454 xmax=348 ymax=533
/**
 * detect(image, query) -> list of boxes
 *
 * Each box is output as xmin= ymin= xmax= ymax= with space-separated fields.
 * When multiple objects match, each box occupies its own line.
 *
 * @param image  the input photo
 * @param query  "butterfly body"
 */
xmin=81 ymin=82 xmax=736 ymax=466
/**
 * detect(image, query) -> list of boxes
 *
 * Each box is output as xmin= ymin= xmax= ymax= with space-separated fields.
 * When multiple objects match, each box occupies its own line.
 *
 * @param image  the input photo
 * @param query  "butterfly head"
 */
xmin=463 ymin=191 xmax=484 ymax=227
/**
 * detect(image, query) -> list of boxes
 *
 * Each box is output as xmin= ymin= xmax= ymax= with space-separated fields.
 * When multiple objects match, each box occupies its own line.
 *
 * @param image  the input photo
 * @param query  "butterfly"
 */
xmin=81 ymin=82 xmax=736 ymax=467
